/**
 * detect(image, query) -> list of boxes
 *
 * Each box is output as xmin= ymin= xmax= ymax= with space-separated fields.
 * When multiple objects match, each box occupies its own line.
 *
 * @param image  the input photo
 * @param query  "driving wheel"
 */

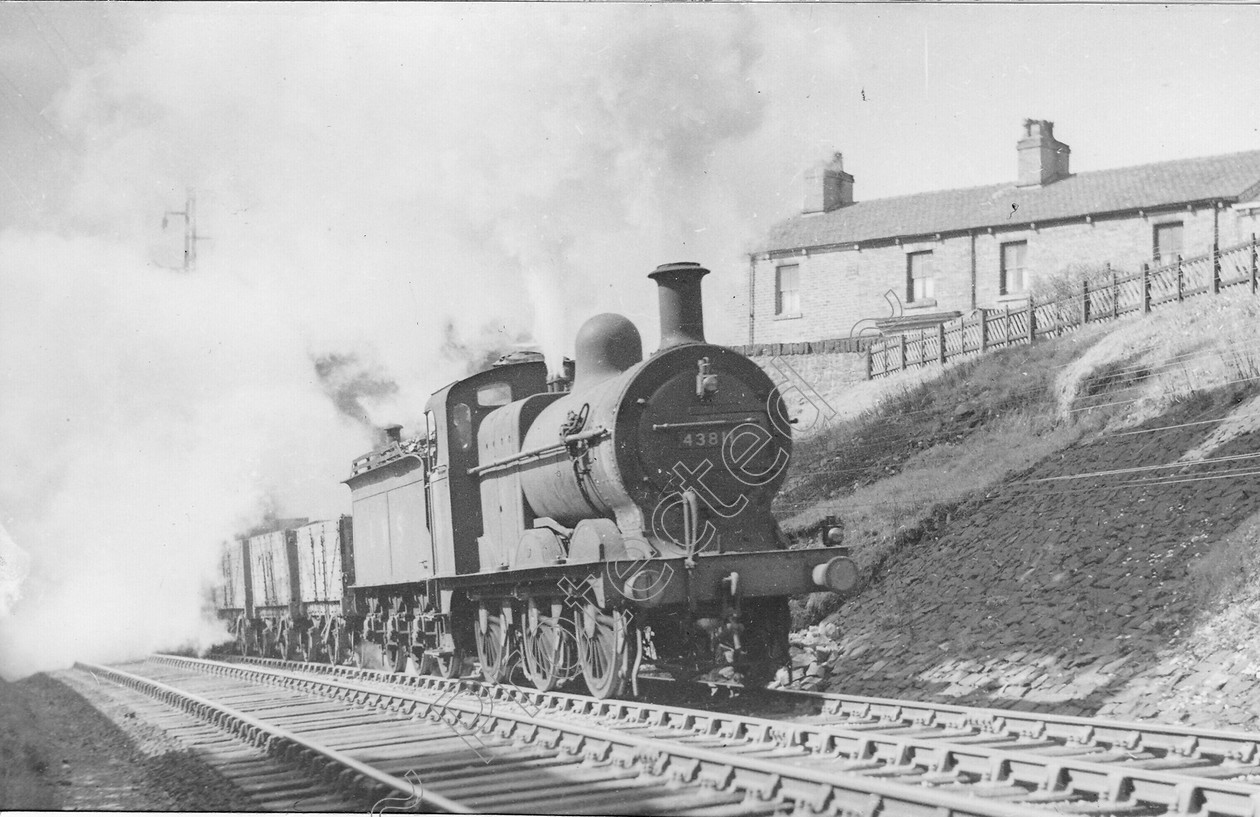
xmin=521 ymin=601 xmax=572 ymax=692
xmin=434 ymin=647 xmax=466 ymax=678
xmin=475 ymin=606 xmax=512 ymax=683
xmin=577 ymin=605 xmax=635 ymax=699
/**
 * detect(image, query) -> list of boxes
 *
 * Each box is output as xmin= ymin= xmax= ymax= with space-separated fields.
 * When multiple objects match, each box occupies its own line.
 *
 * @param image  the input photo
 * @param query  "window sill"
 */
xmin=773 ymin=313 xmax=803 ymax=321
xmin=904 ymin=299 xmax=937 ymax=310
xmin=997 ymin=293 xmax=1030 ymax=304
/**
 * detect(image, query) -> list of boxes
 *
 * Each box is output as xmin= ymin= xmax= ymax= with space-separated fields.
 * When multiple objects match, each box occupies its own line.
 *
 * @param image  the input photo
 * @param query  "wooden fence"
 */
xmin=867 ymin=235 xmax=1260 ymax=379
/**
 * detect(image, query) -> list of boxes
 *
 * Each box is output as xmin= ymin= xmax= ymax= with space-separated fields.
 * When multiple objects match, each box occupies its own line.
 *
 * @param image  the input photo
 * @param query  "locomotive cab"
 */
xmin=423 ymin=361 xmax=549 ymax=577
xmin=340 ymin=359 xmax=547 ymax=671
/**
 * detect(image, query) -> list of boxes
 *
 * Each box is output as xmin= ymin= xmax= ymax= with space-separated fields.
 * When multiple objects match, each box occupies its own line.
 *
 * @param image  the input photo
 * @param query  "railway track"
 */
xmin=71 ymin=659 xmax=464 ymax=812
xmin=73 ymin=655 xmax=1260 ymax=815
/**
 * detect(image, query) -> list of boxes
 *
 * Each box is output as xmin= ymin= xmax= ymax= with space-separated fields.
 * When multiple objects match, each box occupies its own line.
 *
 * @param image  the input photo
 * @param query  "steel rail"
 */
xmin=780 ymin=686 xmax=1260 ymax=763
xmin=76 ymin=661 xmax=472 ymax=813
xmin=156 ymin=655 xmax=1260 ymax=815
xmin=145 ymin=656 xmax=1062 ymax=816
xmin=220 ymin=653 xmax=1260 ymax=767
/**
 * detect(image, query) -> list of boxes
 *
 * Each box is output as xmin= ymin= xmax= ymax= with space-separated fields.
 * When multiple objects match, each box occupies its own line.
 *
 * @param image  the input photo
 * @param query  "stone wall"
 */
xmin=733 ymin=341 xmax=872 ymax=437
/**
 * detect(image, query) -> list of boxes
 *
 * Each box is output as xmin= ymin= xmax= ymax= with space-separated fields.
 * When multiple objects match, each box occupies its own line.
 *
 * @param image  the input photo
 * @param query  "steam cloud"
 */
xmin=0 ymin=522 xmax=30 ymax=619
xmin=439 ymin=320 xmax=535 ymax=379
xmin=0 ymin=5 xmax=853 ymax=679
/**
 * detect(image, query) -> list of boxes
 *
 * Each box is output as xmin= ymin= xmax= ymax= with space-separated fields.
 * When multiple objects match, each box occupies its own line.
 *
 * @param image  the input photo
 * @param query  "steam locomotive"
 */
xmin=213 ymin=262 xmax=856 ymax=698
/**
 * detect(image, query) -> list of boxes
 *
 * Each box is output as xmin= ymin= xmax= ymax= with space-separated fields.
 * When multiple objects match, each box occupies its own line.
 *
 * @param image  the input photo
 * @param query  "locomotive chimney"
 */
xmin=383 ymin=424 xmax=403 ymax=445
xmin=648 ymin=261 xmax=709 ymax=349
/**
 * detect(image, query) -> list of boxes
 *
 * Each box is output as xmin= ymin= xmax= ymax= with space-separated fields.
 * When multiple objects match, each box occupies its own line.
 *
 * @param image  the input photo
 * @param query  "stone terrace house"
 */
xmin=746 ymin=121 xmax=1260 ymax=345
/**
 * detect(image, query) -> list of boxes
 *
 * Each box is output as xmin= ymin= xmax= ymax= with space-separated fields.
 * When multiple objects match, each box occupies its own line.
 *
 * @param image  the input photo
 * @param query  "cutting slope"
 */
xmin=781 ymin=290 xmax=1260 ymax=729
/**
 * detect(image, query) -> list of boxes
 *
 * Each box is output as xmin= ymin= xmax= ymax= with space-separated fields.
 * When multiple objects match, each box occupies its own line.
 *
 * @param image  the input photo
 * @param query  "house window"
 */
xmin=906 ymin=251 xmax=935 ymax=303
xmin=1153 ymin=222 xmax=1183 ymax=266
xmin=1000 ymin=241 xmax=1028 ymax=295
xmin=775 ymin=264 xmax=800 ymax=316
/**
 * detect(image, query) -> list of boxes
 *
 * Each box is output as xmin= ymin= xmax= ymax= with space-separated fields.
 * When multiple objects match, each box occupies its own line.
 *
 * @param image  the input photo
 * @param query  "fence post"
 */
xmin=1027 ymin=296 xmax=1036 ymax=343
xmin=1004 ymin=304 xmax=1011 ymax=346
xmin=937 ymin=322 xmax=946 ymax=366
xmin=979 ymin=309 xmax=988 ymax=352
xmin=1142 ymin=263 xmax=1151 ymax=313
xmin=865 ymin=346 xmax=872 ymax=380
xmin=1109 ymin=263 xmax=1118 ymax=319
xmin=1176 ymin=255 xmax=1184 ymax=302
xmin=1252 ymin=233 xmax=1258 ymax=295
xmin=1082 ymin=279 xmax=1091 ymax=325
xmin=1213 ymin=238 xmax=1221 ymax=295
xmin=899 ymin=334 xmax=907 ymax=371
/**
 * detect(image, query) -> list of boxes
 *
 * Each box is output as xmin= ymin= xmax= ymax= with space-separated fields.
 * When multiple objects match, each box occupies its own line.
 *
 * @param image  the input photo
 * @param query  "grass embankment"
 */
xmin=781 ymin=289 xmax=1260 ymax=632
xmin=777 ymin=324 xmax=1104 ymax=628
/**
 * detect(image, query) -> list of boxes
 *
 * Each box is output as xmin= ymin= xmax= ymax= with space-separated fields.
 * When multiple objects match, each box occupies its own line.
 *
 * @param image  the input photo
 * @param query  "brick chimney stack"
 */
xmin=1017 ymin=119 xmax=1071 ymax=187
xmin=803 ymin=152 xmax=854 ymax=214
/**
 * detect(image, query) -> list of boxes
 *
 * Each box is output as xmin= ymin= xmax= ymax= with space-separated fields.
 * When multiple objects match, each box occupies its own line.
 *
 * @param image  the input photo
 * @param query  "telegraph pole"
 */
xmin=162 ymin=188 xmax=208 ymax=272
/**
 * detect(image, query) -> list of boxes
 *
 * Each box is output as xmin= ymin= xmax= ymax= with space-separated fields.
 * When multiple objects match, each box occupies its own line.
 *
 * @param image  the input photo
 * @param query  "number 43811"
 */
xmin=680 ymin=431 xmax=724 ymax=448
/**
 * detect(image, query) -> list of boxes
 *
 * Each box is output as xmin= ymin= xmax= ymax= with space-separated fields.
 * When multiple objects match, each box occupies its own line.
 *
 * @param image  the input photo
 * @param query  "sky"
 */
xmin=1 ymin=3 xmax=1258 ymax=679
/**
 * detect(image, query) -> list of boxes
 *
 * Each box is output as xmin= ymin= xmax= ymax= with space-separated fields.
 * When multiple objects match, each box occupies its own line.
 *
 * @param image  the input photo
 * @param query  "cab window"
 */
xmin=477 ymin=382 xmax=512 ymax=407
xmin=424 ymin=410 xmax=438 ymax=459
xmin=452 ymin=403 xmax=473 ymax=450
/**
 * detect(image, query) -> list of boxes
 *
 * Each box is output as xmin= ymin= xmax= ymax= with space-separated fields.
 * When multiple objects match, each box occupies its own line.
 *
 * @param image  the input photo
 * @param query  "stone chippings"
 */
xmin=797 ymin=406 xmax=1260 ymax=729
xmin=0 ymin=671 xmax=255 ymax=811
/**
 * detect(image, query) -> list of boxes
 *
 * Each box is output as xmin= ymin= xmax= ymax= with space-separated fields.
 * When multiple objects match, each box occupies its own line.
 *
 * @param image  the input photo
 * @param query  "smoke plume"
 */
xmin=313 ymin=353 xmax=400 ymax=429
xmin=0 ymin=5 xmax=854 ymax=679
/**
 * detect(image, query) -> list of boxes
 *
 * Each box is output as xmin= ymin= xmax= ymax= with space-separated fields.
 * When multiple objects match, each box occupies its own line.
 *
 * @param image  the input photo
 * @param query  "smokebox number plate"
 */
xmin=680 ymin=431 xmax=726 ymax=448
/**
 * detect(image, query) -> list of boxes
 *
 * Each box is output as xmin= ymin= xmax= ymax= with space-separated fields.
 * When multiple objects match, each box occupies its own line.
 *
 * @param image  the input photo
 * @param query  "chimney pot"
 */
xmin=1017 ymin=119 xmax=1070 ymax=187
xmin=803 ymin=152 xmax=855 ymax=213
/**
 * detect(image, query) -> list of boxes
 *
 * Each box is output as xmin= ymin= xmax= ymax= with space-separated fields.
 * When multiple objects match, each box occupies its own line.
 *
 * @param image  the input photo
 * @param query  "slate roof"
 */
xmin=759 ymin=149 xmax=1260 ymax=254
